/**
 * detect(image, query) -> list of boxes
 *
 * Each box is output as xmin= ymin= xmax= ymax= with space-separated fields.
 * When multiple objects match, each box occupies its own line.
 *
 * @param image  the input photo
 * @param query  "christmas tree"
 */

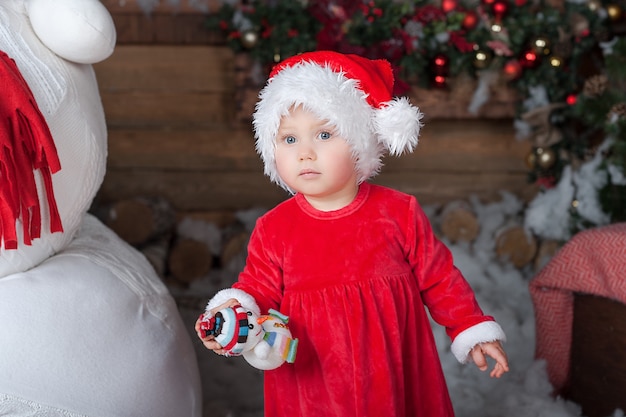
xmin=525 ymin=36 xmax=626 ymax=240
xmin=206 ymin=0 xmax=626 ymax=240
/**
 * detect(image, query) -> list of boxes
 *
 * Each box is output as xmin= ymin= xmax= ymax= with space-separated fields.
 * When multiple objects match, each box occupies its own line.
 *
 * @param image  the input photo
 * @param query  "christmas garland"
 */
xmin=207 ymin=0 xmax=626 ymax=240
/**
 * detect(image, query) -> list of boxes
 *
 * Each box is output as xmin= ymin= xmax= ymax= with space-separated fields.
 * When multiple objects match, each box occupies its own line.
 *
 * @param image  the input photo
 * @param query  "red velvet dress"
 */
xmin=234 ymin=183 xmax=493 ymax=416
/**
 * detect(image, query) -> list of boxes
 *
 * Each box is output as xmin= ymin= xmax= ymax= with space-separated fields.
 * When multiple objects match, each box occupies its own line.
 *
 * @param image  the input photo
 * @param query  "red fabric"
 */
xmin=234 ymin=183 xmax=494 ymax=417
xmin=0 ymin=50 xmax=62 ymax=250
xmin=269 ymin=50 xmax=394 ymax=109
xmin=529 ymin=223 xmax=626 ymax=393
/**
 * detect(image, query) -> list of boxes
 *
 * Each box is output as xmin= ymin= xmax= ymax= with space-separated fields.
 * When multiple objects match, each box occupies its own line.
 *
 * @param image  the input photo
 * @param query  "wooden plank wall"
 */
xmin=94 ymin=1 xmax=537 ymax=216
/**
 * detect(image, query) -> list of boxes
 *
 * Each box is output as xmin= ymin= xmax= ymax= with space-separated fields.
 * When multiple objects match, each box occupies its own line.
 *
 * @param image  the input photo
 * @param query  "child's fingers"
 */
xmin=480 ymin=342 xmax=510 ymax=377
xmin=196 ymin=298 xmax=240 ymax=353
xmin=470 ymin=342 xmax=510 ymax=377
xmin=490 ymin=362 xmax=507 ymax=378
xmin=490 ymin=360 xmax=510 ymax=378
xmin=483 ymin=343 xmax=509 ymax=370
xmin=196 ymin=298 xmax=239 ymax=341
xmin=470 ymin=347 xmax=489 ymax=371
xmin=201 ymin=338 xmax=223 ymax=351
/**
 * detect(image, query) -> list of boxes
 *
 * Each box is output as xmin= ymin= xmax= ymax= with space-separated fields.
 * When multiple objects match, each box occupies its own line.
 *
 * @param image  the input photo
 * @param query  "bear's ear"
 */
xmin=27 ymin=0 xmax=116 ymax=64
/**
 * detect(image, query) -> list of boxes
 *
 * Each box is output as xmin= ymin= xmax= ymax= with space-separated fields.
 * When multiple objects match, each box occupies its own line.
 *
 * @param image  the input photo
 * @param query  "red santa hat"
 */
xmin=0 ymin=51 xmax=62 ymax=250
xmin=252 ymin=50 xmax=424 ymax=192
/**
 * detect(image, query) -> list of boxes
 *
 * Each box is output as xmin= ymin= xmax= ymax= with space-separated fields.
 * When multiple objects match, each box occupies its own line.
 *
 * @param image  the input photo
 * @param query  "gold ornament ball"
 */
xmin=606 ymin=4 xmax=623 ymax=21
xmin=536 ymin=147 xmax=556 ymax=169
xmin=240 ymin=30 xmax=259 ymax=49
xmin=473 ymin=50 xmax=492 ymax=69
xmin=587 ymin=0 xmax=602 ymax=11
xmin=549 ymin=55 xmax=563 ymax=67
xmin=531 ymin=37 xmax=551 ymax=55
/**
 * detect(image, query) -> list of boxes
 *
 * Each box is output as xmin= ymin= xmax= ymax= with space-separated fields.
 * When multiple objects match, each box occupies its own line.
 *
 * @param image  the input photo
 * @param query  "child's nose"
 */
xmin=298 ymin=143 xmax=316 ymax=160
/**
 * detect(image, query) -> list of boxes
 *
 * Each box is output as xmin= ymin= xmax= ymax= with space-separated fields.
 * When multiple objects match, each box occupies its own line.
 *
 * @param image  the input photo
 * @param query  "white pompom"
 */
xmin=373 ymin=97 xmax=424 ymax=156
xmin=28 ymin=0 xmax=116 ymax=64
xmin=243 ymin=341 xmax=286 ymax=370
xmin=253 ymin=340 xmax=271 ymax=359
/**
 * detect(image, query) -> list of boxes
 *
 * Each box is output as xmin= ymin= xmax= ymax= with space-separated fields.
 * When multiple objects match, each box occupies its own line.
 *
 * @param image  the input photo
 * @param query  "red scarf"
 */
xmin=0 ymin=50 xmax=62 ymax=250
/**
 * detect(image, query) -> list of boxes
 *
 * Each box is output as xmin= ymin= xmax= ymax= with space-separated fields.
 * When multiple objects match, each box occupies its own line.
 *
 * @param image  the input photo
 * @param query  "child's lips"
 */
xmin=299 ymin=169 xmax=320 ymax=177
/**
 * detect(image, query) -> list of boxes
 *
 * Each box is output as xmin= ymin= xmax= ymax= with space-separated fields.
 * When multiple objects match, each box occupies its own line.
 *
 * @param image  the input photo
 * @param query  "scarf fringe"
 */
xmin=0 ymin=51 xmax=62 ymax=250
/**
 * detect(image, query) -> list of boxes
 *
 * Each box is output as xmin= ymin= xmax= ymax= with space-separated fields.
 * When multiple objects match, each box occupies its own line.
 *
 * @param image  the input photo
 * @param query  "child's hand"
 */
xmin=195 ymin=298 xmax=240 ymax=355
xmin=469 ymin=341 xmax=509 ymax=378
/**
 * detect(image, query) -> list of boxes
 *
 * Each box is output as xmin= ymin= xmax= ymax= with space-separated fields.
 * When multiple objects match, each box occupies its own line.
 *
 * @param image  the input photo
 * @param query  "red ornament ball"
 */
xmin=493 ymin=0 xmax=509 ymax=17
xmin=432 ymin=54 xmax=450 ymax=74
xmin=566 ymin=94 xmax=577 ymax=105
xmin=442 ymin=0 xmax=458 ymax=13
xmin=433 ymin=75 xmax=447 ymax=88
xmin=462 ymin=11 xmax=479 ymax=30
xmin=503 ymin=59 xmax=522 ymax=80
xmin=434 ymin=55 xmax=448 ymax=67
xmin=519 ymin=49 xmax=539 ymax=68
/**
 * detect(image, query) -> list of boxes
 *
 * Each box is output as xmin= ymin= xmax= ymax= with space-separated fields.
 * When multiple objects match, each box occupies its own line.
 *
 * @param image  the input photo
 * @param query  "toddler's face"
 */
xmin=274 ymin=106 xmax=358 ymax=210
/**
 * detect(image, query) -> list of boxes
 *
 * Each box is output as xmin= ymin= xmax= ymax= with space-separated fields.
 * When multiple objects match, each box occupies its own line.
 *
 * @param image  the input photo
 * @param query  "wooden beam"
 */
xmin=94 ymin=45 xmax=235 ymax=127
xmin=101 ymin=0 xmax=224 ymax=45
xmin=104 ymin=119 xmax=531 ymax=173
xmin=98 ymin=168 xmax=536 ymax=212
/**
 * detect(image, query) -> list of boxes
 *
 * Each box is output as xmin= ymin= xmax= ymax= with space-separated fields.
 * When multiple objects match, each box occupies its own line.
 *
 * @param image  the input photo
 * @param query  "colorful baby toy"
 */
xmin=199 ymin=304 xmax=298 ymax=370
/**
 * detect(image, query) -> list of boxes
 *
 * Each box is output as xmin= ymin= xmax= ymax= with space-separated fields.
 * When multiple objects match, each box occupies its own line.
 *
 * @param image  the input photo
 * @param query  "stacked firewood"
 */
xmin=434 ymin=198 xmax=560 ymax=271
xmin=92 ymin=196 xmax=263 ymax=286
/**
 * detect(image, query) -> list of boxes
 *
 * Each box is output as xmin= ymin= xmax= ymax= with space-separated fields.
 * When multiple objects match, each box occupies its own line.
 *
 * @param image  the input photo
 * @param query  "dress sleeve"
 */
xmin=406 ymin=197 xmax=494 ymax=342
xmin=232 ymin=217 xmax=284 ymax=314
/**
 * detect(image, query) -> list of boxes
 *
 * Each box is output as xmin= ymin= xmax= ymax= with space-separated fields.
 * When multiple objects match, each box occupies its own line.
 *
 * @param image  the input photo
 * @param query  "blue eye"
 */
xmin=319 ymin=131 xmax=331 ymax=140
xmin=284 ymin=135 xmax=296 ymax=144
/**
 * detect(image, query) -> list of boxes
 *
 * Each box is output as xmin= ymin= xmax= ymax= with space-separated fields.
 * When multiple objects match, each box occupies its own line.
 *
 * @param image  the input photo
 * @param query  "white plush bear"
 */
xmin=198 ymin=303 xmax=298 ymax=371
xmin=0 ymin=0 xmax=202 ymax=415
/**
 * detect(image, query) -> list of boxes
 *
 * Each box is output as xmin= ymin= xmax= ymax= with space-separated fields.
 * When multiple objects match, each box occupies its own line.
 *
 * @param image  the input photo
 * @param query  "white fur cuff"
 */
xmin=206 ymin=288 xmax=260 ymax=316
xmin=450 ymin=321 xmax=506 ymax=363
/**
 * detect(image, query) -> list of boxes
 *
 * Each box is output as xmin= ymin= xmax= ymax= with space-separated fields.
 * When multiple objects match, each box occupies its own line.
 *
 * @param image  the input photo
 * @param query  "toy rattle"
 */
xmin=199 ymin=304 xmax=298 ymax=370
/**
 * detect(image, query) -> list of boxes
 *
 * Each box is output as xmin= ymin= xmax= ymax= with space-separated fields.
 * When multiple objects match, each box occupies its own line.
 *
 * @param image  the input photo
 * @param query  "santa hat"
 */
xmin=0 ymin=50 xmax=62 ymax=250
xmin=252 ymin=51 xmax=424 ymax=192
